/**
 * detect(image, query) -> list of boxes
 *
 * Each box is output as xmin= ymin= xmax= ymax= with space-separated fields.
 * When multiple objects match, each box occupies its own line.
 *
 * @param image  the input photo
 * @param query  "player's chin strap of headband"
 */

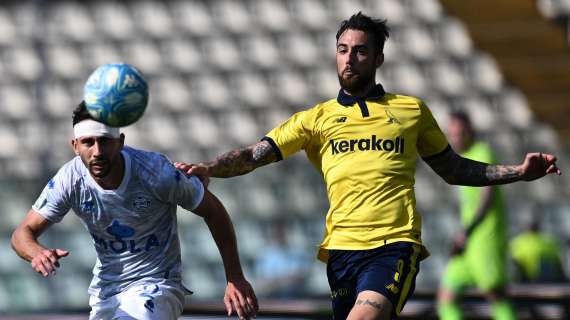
xmin=74 ymin=119 xmax=120 ymax=139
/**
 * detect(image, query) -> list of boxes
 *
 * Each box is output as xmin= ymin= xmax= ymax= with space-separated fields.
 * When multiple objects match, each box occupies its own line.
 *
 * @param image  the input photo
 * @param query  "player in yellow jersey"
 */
xmin=176 ymin=12 xmax=561 ymax=320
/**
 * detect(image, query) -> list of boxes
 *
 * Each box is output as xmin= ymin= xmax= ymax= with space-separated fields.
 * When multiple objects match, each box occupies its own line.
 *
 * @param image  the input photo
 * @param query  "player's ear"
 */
xmin=375 ymin=52 xmax=384 ymax=68
xmin=70 ymin=139 xmax=80 ymax=156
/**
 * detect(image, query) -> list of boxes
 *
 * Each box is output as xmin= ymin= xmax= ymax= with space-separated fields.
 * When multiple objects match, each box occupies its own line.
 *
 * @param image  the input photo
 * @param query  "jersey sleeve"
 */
xmin=152 ymin=155 xmax=205 ymax=211
xmin=32 ymin=168 xmax=72 ymax=223
xmin=264 ymin=109 xmax=316 ymax=160
xmin=417 ymin=101 xmax=450 ymax=158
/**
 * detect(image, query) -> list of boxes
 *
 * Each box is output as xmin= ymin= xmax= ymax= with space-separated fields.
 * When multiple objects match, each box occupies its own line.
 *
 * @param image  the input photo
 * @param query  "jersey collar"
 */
xmin=336 ymin=84 xmax=386 ymax=106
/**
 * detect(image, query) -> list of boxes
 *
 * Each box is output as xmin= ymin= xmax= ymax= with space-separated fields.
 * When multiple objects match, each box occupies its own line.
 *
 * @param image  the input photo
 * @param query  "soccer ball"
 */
xmin=83 ymin=63 xmax=149 ymax=127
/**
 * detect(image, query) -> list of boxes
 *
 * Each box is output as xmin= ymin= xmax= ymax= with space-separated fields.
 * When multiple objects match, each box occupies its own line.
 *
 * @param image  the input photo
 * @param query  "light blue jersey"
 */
xmin=32 ymin=146 xmax=204 ymax=299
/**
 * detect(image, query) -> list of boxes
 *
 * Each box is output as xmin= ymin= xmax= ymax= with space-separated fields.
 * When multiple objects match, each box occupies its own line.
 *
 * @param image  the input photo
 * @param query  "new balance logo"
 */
xmin=330 ymin=136 xmax=405 ymax=155
xmin=334 ymin=116 xmax=347 ymax=123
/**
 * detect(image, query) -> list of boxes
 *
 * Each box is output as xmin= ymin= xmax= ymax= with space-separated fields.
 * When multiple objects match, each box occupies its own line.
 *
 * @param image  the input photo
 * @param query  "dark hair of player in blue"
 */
xmin=336 ymin=12 xmax=390 ymax=55
xmin=72 ymin=101 xmax=97 ymax=127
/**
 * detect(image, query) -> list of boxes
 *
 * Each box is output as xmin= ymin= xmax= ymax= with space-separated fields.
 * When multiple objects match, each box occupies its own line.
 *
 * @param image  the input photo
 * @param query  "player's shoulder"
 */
xmin=306 ymin=98 xmax=341 ymax=117
xmin=125 ymin=146 xmax=173 ymax=175
xmin=125 ymin=146 xmax=180 ymax=187
xmin=383 ymin=92 xmax=426 ymax=109
xmin=58 ymin=157 xmax=89 ymax=181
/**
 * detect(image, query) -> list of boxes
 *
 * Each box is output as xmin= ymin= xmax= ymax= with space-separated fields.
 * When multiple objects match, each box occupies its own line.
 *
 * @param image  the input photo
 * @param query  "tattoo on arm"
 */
xmin=206 ymin=141 xmax=277 ymax=177
xmin=424 ymin=148 xmax=522 ymax=186
xmin=355 ymin=299 xmax=383 ymax=310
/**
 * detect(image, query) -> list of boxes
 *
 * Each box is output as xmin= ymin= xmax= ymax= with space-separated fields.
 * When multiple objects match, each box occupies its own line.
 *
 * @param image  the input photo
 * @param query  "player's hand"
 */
xmin=174 ymin=162 xmax=210 ymax=187
xmin=520 ymin=153 xmax=561 ymax=181
xmin=31 ymin=248 xmax=69 ymax=277
xmin=224 ymin=278 xmax=259 ymax=320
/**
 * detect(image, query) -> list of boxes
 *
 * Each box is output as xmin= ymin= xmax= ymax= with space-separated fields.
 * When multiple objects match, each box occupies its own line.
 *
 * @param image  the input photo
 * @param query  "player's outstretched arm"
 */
xmin=192 ymin=190 xmax=258 ymax=319
xmin=424 ymin=148 xmax=561 ymax=186
xmin=175 ymin=140 xmax=278 ymax=179
xmin=11 ymin=209 xmax=69 ymax=277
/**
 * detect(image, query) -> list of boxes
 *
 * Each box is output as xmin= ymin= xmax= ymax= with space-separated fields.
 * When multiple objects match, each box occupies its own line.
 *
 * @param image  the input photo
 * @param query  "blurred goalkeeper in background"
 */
xmin=437 ymin=111 xmax=516 ymax=320
xmin=11 ymin=103 xmax=258 ymax=320
xmin=176 ymin=12 xmax=561 ymax=320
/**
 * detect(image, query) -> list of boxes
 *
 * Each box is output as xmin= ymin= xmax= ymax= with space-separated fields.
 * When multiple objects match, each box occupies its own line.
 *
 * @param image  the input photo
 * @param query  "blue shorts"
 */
xmin=326 ymin=242 xmax=422 ymax=319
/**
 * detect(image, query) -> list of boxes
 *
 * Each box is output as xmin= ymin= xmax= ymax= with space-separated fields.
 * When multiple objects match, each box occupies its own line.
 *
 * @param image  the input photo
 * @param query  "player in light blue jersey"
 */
xmin=11 ymin=102 xmax=258 ymax=320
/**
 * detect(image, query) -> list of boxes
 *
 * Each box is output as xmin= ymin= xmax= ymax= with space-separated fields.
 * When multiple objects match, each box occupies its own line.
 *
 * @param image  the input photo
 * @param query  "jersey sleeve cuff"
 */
xmin=261 ymin=136 xmax=283 ymax=161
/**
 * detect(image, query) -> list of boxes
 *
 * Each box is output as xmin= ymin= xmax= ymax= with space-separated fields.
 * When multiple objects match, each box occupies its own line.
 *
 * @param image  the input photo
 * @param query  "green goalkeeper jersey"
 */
xmin=459 ymin=142 xmax=507 ymax=250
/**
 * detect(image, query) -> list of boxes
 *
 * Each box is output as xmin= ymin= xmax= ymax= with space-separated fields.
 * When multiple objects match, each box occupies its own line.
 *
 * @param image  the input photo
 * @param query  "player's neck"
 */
xmin=93 ymin=154 xmax=125 ymax=190
xmin=343 ymin=82 xmax=377 ymax=98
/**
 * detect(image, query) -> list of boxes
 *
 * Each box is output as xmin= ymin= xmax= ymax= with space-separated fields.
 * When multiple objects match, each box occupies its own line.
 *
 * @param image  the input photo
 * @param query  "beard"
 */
xmin=88 ymin=160 xmax=111 ymax=178
xmin=337 ymin=67 xmax=376 ymax=95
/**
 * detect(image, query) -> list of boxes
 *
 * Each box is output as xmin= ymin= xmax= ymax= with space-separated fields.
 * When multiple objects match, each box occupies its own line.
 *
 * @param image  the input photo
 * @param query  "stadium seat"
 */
xmin=203 ymin=37 xmax=243 ymax=71
xmin=219 ymin=110 xmax=260 ymax=145
xmin=281 ymin=33 xmax=323 ymax=67
xmin=270 ymin=69 xmax=311 ymax=106
xmin=80 ymin=42 xmax=123 ymax=70
xmin=131 ymin=1 xmax=174 ymax=38
xmin=496 ymin=89 xmax=534 ymax=129
xmin=252 ymin=0 xmax=292 ymax=32
xmin=170 ymin=0 xmax=214 ymax=36
xmin=231 ymin=71 xmax=272 ymax=108
xmin=241 ymin=35 xmax=282 ymax=69
xmin=194 ymin=74 xmax=232 ymax=108
xmin=183 ymin=112 xmax=222 ymax=148
xmin=93 ymin=1 xmax=135 ymax=41
xmin=467 ymin=53 xmax=504 ymax=94
xmin=121 ymin=40 xmax=163 ymax=76
xmin=5 ymin=46 xmax=43 ymax=82
xmin=437 ymin=17 xmax=474 ymax=59
xmin=369 ymin=0 xmax=408 ymax=27
xmin=309 ymin=67 xmax=340 ymax=99
xmin=0 ymin=8 xmax=16 ymax=46
xmin=429 ymin=60 xmax=467 ymax=96
xmin=153 ymin=75 xmax=193 ymax=112
xmin=47 ymin=1 xmax=95 ymax=43
xmin=46 ymin=44 xmax=84 ymax=80
xmin=407 ymin=0 xmax=444 ymax=24
xmin=399 ymin=24 xmax=438 ymax=61
xmin=213 ymin=0 xmax=253 ymax=33
xmin=332 ymin=0 xmax=366 ymax=20
xmin=0 ymin=85 xmax=35 ymax=121
xmin=390 ymin=62 xmax=427 ymax=97
xmin=160 ymin=38 xmax=204 ymax=74
xmin=290 ymin=0 xmax=331 ymax=31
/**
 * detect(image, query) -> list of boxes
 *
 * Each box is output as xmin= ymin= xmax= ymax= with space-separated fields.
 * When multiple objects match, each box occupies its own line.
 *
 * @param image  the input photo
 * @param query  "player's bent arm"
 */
xmin=192 ymin=190 xmax=246 ymax=281
xmin=11 ymin=209 xmax=53 ymax=262
xmin=424 ymin=148 xmax=560 ymax=186
xmin=203 ymin=140 xmax=277 ymax=178
xmin=11 ymin=209 xmax=69 ymax=277
xmin=192 ymin=190 xmax=259 ymax=318
xmin=464 ymin=186 xmax=494 ymax=237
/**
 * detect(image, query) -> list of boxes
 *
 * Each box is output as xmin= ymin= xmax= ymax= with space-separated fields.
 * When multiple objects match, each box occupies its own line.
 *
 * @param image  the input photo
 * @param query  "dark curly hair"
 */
xmin=72 ymin=101 xmax=97 ymax=127
xmin=336 ymin=12 xmax=390 ymax=55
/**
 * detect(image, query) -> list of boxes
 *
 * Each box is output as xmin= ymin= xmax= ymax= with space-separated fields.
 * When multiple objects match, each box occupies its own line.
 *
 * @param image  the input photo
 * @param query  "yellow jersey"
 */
xmin=264 ymin=85 xmax=449 ymax=262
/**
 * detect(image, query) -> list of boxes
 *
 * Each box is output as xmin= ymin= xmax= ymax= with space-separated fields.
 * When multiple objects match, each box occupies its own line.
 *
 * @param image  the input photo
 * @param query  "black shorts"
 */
xmin=326 ymin=242 xmax=422 ymax=319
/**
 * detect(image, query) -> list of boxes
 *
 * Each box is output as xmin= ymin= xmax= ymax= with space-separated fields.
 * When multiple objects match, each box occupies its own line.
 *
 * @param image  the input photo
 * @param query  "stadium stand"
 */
xmin=0 ymin=0 xmax=568 ymax=318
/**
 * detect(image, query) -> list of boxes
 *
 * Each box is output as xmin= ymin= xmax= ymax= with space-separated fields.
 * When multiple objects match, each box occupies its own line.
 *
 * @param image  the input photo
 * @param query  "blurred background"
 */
xmin=0 ymin=0 xmax=569 ymax=319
